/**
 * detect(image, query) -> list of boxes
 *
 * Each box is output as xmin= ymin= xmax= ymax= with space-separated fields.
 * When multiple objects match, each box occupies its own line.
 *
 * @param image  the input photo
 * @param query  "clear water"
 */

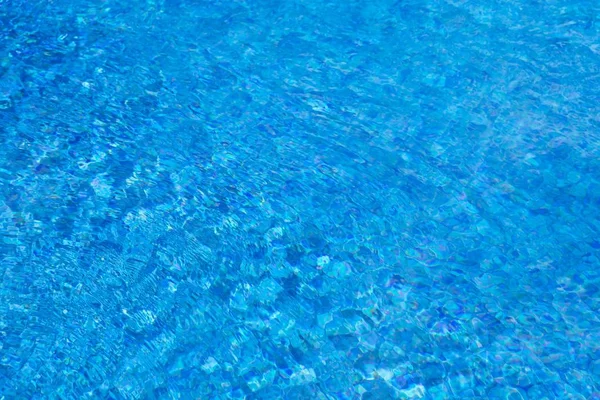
xmin=1 ymin=0 xmax=599 ymax=398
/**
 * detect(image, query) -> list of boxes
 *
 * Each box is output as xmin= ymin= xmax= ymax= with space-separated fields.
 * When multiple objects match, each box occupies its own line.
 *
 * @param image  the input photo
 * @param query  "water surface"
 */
xmin=1 ymin=0 xmax=599 ymax=398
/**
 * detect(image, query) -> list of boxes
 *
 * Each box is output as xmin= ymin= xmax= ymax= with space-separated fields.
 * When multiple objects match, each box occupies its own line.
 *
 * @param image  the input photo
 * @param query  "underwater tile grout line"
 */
xmin=1 ymin=0 xmax=600 ymax=398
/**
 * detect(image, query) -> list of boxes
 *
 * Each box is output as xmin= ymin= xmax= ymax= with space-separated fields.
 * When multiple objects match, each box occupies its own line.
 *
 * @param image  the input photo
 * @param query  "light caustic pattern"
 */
xmin=0 ymin=0 xmax=599 ymax=398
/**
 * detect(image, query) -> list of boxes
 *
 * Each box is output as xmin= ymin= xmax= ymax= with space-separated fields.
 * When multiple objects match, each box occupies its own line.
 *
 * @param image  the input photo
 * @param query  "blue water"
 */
xmin=1 ymin=0 xmax=599 ymax=398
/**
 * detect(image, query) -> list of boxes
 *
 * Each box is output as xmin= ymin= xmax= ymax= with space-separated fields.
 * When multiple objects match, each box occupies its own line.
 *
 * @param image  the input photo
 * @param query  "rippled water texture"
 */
xmin=1 ymin=0 xmax=600 ymax=398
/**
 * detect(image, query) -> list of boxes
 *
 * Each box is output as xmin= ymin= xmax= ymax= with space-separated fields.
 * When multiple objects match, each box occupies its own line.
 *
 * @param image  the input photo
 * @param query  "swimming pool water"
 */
xmin=1 ymin=0 xmax=600 ymax=398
